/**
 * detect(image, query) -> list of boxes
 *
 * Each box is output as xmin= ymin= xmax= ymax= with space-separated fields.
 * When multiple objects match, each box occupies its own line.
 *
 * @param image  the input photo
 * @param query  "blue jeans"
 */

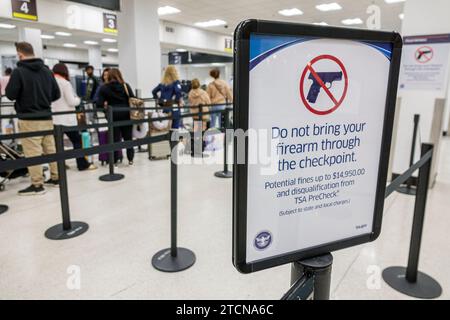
xmin=210 ymin=105 xmax=226 ymax=128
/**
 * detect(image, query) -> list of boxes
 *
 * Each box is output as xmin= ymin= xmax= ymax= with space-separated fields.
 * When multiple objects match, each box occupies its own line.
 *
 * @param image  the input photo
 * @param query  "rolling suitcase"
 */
xmin=98 ymin=129 xmax=123 ymax=165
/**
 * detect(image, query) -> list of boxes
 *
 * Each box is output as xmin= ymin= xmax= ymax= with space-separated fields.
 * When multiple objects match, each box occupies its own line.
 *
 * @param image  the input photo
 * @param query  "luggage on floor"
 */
xmin=98 ymin=129 xmax=123 ymax=165
xmin=148 ymin=129 xmax=170 ymax=161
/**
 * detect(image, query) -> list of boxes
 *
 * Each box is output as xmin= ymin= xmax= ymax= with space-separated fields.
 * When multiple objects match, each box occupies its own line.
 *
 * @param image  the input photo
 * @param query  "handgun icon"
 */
xmin=417 ymin=50 xmax=432 ymax=60
xmin=307 ymin=72 xmax=343 ymax=104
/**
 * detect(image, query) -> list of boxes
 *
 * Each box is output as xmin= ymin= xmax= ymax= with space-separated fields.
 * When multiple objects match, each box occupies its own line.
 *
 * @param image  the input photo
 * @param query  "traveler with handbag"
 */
xmin=51 ymin=63 xmax=97 ymax=171
xmin=151 ymin=65 xmax=184 ymax=129
xmin=207 ymin=69 xmax=233 ymax=129
xmin=96 ymin=68 xmax=138 ymax=165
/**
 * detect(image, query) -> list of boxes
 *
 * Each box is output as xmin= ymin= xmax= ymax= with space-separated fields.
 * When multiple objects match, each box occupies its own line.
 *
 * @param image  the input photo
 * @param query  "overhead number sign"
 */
xmin=11 ymin=0 xmax=38 ymax=21
xmin=233 ymin=20 xmax=402 ymax=273
xmin=103 ymin=13 xmax=118 ymax=34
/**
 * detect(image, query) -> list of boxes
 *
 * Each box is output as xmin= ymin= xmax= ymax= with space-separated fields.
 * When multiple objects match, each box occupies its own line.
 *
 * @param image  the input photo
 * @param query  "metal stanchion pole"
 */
xmin=383 ymin=143 xmax=442 ymax=299
xmin=99 ymin=106 xmax=125 ymax=182
xmin=397 ymin=114 xmax=420 ymax=195
xmin=45 ymin=125 xmax=89 ymax=240
xmin=152 ymin=132 xmax=196 ymax=272
xmin=215 ymin=108 xmax=233 ymax=178
xmin=288 ymin=253 xmax=333 ymax=300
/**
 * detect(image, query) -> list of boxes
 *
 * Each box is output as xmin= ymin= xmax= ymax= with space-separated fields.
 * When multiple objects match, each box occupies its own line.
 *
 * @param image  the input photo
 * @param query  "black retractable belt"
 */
xmin=215 ymin=107 xmax=233 ymax=179
xmin=152 ymin=133 xmax=196 ymax=272
xmin=383 ymin=143 xmax=442 ymax=299
xmin=45 ymin=125 xmax=89 ymax=240
xmin=99 ymin=106 xmax=125 ymax=182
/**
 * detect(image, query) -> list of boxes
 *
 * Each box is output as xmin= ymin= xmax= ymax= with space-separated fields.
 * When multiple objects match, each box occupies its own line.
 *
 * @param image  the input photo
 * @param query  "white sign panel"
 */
xmin=399 ymin=34 xmax=450 ymax=96
xmin=233 ymin=20 xmax=402 ymax=273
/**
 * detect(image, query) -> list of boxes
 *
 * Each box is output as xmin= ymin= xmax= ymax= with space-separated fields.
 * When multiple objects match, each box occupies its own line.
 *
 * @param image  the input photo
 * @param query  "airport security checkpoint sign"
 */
xmin=233 ymin=20 xmax=402 ymax=273
xmin=398 ymin=34 xmax=450 ymax=96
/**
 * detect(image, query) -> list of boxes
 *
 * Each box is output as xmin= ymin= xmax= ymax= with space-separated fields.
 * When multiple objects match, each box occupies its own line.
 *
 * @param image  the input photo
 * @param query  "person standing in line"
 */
xmin=5 ymin=42 xmax=61 ymax=196
xmin=0 ymin=68 xmax=12 ymax=96
xmin=207 ymin=68 xmax=233 ymax=128
xmin=188 ymin=78 xmax=211 ymax=132
xmin=96 ymin=68 xmax=135 ymax=165
xmin=152 ymin=65 xmax=184 ymax=129
xmin=93 ymin=68 xmax=111 ymax=103
xmin=84 ymin=65 xmax=99 ymax=102
xmin=51 ymin=63 xmax=97 ymax=172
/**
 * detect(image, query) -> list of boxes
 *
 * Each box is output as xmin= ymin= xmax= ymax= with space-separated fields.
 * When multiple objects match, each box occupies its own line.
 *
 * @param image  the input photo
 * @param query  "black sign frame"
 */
xmin=232 ymin=19 xmax=403 ymax=274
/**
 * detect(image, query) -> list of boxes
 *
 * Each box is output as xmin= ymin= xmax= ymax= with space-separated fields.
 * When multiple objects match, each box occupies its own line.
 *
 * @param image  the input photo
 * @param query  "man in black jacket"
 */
xmin=6 ymin=42 xmax=61 ymax=196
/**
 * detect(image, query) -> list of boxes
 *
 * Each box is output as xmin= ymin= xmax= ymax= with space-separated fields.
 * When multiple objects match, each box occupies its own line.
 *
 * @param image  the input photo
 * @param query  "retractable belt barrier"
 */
xmin=284 ymin=143 xmax=440 ymax=300
xmin=382 ymin=143 xmax=442 ymax=300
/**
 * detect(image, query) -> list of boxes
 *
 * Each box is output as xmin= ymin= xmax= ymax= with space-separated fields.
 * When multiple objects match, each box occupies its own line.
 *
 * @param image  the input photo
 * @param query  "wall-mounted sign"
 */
xmin=233 ymin=20 xmax=402 ymax=273
xmin=103 ymin=13 xmax=118 ymax=34
xmin=11 ymin=0 xmax=38 ymax=21
xmin=225 ymin=38 xmax=233 ymax=53
xmin=399 ymin=34 xmax=450 ymax=96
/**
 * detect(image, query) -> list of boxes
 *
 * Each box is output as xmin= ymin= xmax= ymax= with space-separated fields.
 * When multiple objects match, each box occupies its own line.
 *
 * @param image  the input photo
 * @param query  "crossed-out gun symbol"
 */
xmin=417 ymin=49 xmax=432 ymax=60
xmin=307 ymin=72 xmax=343 ymax=104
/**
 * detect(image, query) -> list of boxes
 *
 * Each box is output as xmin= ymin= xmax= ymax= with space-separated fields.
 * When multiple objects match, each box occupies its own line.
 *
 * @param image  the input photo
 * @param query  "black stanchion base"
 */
xmin=99 ymin=173 xmax=125 ymax=182
xmin=397 ymin=186 xmax=417 ymax=196
xmin=383 ymin=267 xmax=442 ymax=299
xmin=215 ymin=171 xmax=233 ymax=179
xmin=152 ymin=248 xmax=196 ymax=273
xmin=0 ymin=205 xmax=8 ymax=215
xmin=45 ymin=222 xmax=89 ymax=240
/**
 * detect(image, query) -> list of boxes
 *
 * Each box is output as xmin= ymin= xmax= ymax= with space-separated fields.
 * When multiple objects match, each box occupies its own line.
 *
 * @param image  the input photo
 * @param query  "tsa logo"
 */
xmin=254 ymin=231 xmax=273 ymax=251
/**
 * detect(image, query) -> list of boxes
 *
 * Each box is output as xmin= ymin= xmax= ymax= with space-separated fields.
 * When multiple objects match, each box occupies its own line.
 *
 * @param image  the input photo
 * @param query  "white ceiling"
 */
xmin=0 ymin=17 xmax=118 ymax=53
xmin=0 ymin=0 xmax=406 ymax=53
xmin=158 ymin=0 xmax=406 ymax=34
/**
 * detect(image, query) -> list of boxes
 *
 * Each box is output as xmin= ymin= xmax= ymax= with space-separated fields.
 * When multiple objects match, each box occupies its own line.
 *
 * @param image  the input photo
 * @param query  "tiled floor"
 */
xmin=0 ymin=139 xmax=449 ymax=300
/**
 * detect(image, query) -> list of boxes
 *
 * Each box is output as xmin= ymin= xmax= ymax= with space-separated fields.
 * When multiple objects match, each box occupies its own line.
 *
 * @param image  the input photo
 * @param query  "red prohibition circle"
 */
xmin=415 ymin=46 xmax=433 ymax=64
xmin=299 ymin=55 xmax=349 ymax=116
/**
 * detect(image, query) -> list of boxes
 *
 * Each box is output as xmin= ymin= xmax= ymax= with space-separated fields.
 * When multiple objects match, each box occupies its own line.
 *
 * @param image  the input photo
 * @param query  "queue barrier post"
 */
xmin=45 ymin=125 xmax=89 ymax=240
xmin=383 ymin=143 xmax=442 ymax=299
xmin=99 ymin=106 xmax=125 ymax=182
xmin=215 ymin=107 xmax=233 ymax=179
xmin=191 ymin=105 xmax=209 ymax=159
xmin=0 ymin=204 xmax=8 ymax=215
xmin=152 ymin=132 xmax=196 ymax=272
xmin=397 ymin=114 xmax=420 ymax=196
xmin=283 ymin=253 xmax=333 ymax=300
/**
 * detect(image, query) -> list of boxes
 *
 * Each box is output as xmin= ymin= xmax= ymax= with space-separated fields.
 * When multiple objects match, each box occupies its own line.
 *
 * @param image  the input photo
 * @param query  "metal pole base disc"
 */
xmin=99 ymin=173 xmax=125 ymax=182
xmin=45 ymin=222 xmax=89 ymax=240
xmin=215 ymin=171 xmax=233 ymax=179
xmin=396 ymin=186 xmax=417 ymax=196
xmin=152 ymin=248 xmax=196 ymax=273
xmin=383 ymin=267 xmax=442 ymax=299
xmin=0 ymin=205 xmax=8 ymax=215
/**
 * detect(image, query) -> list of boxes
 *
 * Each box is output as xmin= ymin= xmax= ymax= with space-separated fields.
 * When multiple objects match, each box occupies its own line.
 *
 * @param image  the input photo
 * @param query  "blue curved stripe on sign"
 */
xmin=249 ymin=35 xmax=394 ymax=70
xmin=360 ymin=41 xmax=393 ymax=60
xmin=250 ymin=38 xmax=312 ymax=70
